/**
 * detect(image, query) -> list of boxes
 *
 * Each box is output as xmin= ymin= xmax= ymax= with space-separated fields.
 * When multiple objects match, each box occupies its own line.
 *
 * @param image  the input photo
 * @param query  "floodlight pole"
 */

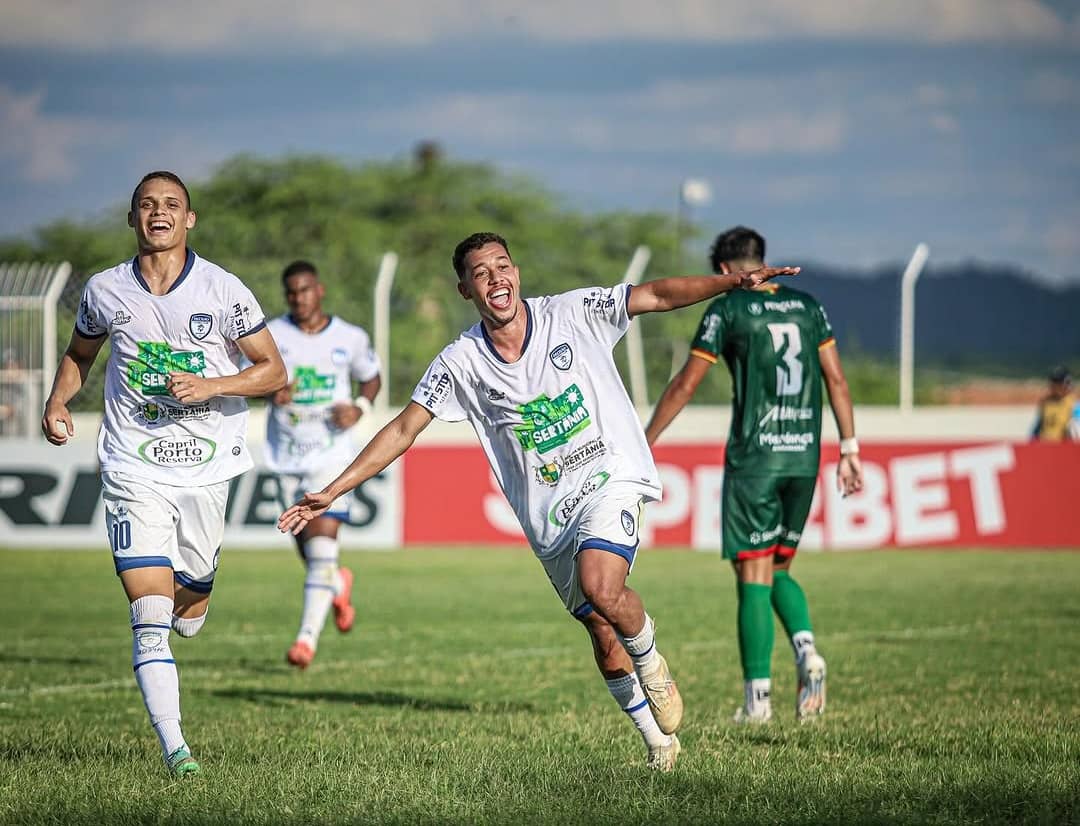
xmin=372 ymin=251 xmax=398 ymax=413
xmin=899 ymin=242 xmax=929 ymax=414
xmin=622 ymin=245 xmax=652 ymax=409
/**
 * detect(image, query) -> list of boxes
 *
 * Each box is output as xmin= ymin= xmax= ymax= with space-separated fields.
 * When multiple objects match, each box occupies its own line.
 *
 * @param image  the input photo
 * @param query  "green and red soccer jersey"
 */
xmin=690 ymin=284 xmax=835 ymax=478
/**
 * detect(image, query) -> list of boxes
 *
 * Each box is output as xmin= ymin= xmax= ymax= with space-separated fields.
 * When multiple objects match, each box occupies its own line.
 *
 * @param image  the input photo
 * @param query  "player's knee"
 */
xmin=130 ymin=594 xmax=174 ymax=661
xmin=171 ymin=609 xmax=207 ymax=638
xmin=579 ymin=577 xmax=625 ymax=620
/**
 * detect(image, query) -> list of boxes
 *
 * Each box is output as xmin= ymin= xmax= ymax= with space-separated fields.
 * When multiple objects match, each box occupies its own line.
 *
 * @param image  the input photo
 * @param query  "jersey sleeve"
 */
xmin=563 ymin=284 xmax=633 ymax=349
xmin=75 ymin=280 xmax=109 ymax=339
xmin=411 ymin=354 xmax=468 ymax=422
xmin=689 ymin=298 xmax=727 ymax=364
xmin=222 ymin=278 xmax=267 ymax=341
xmin=813 ymin=299 xmax=835 ymax=350
xmin=350 ymin=327 xmax=382 ymax=382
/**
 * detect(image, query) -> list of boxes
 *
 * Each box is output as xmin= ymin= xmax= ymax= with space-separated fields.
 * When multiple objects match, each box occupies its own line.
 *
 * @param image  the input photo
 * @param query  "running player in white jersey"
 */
xmin=279 ymin=232 xmax=798 ymax=771
xmin=265 ymin=260 xmax=382 ymax=669
xmin=41 ymin=171 xmax=287 ymax=777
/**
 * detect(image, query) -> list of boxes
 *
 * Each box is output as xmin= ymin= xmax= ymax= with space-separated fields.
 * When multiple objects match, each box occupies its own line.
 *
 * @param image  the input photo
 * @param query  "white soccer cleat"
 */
xmin=796 ymin=652 xmax=827 ymax=721
xmin=639 ymin=653 xmax=684 ymax=734
xmin=732 ymin=705 xmax=773 ymax=725
xmin=646 ymin=734 xmax=681 ymax=772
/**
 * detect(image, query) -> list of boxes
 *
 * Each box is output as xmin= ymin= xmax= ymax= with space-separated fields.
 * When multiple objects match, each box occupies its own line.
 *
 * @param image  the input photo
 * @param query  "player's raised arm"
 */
xmin=278 ymin=401 xmax=435 ymax=535
xmin=627 ymin=267 xmax=799 ymax=316
xmin=41 ymin=329 xmax=107 ymax=445
xmin=168 ymin=327 xmax=287 ymax=403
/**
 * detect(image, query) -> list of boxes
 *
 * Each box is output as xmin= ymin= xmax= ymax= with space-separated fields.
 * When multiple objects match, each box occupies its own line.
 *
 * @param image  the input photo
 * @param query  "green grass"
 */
xmin=1 ymin=547 xmax=1078 ymax=825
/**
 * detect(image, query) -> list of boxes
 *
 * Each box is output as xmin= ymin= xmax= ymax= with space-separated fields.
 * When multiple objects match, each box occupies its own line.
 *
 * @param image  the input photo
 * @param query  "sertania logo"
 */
xmin=549 ymin=343 xmax=572 ymax=371
xmin=620 ymin=510 xmax=635 ymax=536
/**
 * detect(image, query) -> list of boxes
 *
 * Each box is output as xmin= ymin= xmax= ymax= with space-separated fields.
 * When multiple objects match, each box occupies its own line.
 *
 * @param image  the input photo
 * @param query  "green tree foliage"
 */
xmin=2 ymin=149 xmax=920 ymax=409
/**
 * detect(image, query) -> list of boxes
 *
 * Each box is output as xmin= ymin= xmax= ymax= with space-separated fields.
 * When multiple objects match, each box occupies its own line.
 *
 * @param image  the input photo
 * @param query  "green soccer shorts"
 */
xmin=721 ymin=473 xmax=817 ymax=561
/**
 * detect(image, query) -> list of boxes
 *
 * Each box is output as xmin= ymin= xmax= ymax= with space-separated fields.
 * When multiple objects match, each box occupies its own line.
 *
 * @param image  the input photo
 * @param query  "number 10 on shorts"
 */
xmin=110 ymin=519 xmax=132 ymax=552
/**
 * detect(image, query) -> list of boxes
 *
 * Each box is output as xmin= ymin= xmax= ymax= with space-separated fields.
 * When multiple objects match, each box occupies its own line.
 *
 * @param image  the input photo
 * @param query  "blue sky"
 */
xmin=1 ymin=1 xmax=1078 ymax=282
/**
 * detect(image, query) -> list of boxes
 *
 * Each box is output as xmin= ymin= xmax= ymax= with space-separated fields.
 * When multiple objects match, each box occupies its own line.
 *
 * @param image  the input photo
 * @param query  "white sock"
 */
xmin=606 ymin=673 xmax=670 ymax=749
xmin=297 ymin=536 xmax=341 ymax=648
xmin=745 ymin=678 xmax=772 ymax=716
xmin=620 ymin=614 xmax=661 ymax=675
xmin=172 ymin=610 xmax=207 ymax=638
xmin=130 ymin=595 xmax=186 ymax=758
xmin=791 ymin=631 xmax=817 ymax=664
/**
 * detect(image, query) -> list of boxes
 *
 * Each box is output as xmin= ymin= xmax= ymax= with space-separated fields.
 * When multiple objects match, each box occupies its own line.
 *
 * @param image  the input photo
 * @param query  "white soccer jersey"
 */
xmin=76 ymin=249 xmax=267 ymax=487
xmin=265 ymin=315 xmax=381 ymax=474
xmin=412 ymin=284 xmax=662 ymax=557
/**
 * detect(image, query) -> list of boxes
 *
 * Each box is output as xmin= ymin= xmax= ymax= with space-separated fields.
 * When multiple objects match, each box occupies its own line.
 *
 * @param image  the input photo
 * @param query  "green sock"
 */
xmin=771 ymin=570 xmax=813 ymax=638
xmin=737 ymin=582 xmax=774 ymax=680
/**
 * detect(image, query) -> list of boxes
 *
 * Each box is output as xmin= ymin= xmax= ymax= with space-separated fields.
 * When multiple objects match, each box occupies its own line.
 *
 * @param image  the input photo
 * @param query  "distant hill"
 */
xmin=801 ymin=263 xmax=1080 ymax=373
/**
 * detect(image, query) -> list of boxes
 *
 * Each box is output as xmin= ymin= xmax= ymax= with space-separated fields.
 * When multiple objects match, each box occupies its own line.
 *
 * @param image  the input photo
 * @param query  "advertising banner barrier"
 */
xmin=2 ymin=439 xmax=1077 ymax=549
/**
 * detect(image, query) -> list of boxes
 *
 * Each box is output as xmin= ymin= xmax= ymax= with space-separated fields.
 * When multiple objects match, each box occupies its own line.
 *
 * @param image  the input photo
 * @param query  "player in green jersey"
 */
xmin=645 ymin=226 xmax=863 ymax=723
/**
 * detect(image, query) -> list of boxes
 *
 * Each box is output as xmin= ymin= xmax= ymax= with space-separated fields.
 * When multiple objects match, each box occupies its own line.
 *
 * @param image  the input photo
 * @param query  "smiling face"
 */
xmin=127 ymin=177 xmax=196 ymax=253
xmin=457 ymin=241 xmax=522 ymax=327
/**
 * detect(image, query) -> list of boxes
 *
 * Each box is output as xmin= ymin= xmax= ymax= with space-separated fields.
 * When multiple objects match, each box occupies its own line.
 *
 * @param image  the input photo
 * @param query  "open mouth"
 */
xmin=148 ymin=221 xmax=171 ymax=235
xmin=489 ymin=288 xmax=512 ymax=311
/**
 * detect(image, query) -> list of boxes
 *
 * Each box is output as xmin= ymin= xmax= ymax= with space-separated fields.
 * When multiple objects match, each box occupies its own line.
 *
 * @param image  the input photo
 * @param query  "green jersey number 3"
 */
xmin=767 ymin=323 xmax=803 ymax=396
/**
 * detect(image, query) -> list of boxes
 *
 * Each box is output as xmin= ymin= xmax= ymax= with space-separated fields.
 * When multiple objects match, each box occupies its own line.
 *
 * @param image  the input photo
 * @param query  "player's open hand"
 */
xmin=278 ymin=491 xmax=334 ymax=535
xmin=837 ymin=453 xmax=864 ymax=497
xmin=168 ymin=372 xmax=214 ymax=404
xmin=41 ymin=400 xmax=73 ymax=445
xmin=740 ymin=266 xmax=800 ymax=288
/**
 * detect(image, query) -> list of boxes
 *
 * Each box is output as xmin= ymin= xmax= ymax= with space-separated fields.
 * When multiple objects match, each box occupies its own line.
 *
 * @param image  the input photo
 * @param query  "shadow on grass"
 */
xmin=210 ymin=687 xmax=534 ymax=713
xmin=0 ymin=653 xmax=101 ymax=667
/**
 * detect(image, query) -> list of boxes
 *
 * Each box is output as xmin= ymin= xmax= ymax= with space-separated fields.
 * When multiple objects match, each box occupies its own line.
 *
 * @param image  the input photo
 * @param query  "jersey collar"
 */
xmin=131 ymin=247 xmax=196 ymax=295
xmin=481 ymin=300 xmax=533 ymax=364
xmin=287 ymin=313 xmax=333 ymax=334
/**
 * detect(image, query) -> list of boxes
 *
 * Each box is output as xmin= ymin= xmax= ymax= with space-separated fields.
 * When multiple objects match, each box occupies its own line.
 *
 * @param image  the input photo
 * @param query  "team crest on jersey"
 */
xmin=621 ymin=509 xmax=636 ymax=537
xmin=534 ymin=457 xmax=564 ymax=486
xmin=748 ymin=303 xmax=763 ymax=315
xmin=189 ymin=313 xmax=213 ymax=340
xmin=331 ymin=347 xmax=349 ymax=365
xmin=549 ymin=343 xmax=573 ymax=371
xmin=112 ymin=309 xmax=132 ymax=326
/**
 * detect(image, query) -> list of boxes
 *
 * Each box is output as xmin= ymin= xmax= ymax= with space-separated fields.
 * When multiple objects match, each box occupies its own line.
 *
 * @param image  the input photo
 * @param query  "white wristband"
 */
xmin=354 ymin=395 xmax=373 ymax=416
xmin=840 ymin=437 xmax=859 ymax=456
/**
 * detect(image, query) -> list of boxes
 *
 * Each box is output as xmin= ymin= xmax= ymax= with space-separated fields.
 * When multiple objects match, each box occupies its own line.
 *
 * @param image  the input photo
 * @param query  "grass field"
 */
xmin=1 ymin=547 xmax=1078 ymax=825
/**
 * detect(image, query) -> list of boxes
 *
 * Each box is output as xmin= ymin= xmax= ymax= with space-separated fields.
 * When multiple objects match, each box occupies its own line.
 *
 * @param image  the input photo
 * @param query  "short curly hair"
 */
xmin=453 ymin=232 xmax=510 ymax=279
xmin=709 ymin=226 xmax=765 ymax=273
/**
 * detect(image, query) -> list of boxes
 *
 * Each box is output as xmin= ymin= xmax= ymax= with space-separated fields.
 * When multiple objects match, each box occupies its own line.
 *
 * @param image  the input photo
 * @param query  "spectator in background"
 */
xmin=0 ymin=348 xmax=27 ymax=437
xmin=1031 ymin=367 xmax=1079 ymax=441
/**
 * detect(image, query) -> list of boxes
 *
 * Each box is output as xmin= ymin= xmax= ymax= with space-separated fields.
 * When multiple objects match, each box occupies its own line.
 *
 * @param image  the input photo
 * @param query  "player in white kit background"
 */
xmin=279 ymin=232 xmax=797 ymax=771
xmin=265 ymin=260 xmax=382 ymax=669
xmin=41 ymin=171 xmax=287 ymax=777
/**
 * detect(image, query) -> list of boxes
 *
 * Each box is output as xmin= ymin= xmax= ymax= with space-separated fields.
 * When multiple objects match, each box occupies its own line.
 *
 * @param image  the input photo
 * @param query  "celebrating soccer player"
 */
xmin=645 ymin=226 xmax=863 ymax=724
xmin=41 ymin=171 xmax=287 ymax=777
xmin=279 ymin=231 xmax=798 ymax=770
xmin=265 ymin=260 xmax=382 ymax=669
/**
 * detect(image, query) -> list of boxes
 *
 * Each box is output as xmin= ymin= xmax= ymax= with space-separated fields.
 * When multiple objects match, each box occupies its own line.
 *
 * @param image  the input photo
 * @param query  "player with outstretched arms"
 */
xmin=41 ymin=171 xmax=287 ymax=777
xmin=279 ymin=231 xmax=798 ymax=771
xmin=265 ymin=260 xmax=382 ymax=669
xmin=645 ymin=226 xmax=862 ymax=724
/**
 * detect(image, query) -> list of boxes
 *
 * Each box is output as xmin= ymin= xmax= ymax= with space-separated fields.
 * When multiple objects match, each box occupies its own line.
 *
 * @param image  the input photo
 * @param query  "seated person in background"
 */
xmin=1031 ymin=366 xmax=1078 ymax=441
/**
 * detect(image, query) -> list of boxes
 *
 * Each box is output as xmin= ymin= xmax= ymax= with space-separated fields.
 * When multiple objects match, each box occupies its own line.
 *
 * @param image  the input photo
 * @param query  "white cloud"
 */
xmin=0 ymin=85 xmax=118 ymax=183
xmin=0 ymin=0 xmax=1072 ymax=52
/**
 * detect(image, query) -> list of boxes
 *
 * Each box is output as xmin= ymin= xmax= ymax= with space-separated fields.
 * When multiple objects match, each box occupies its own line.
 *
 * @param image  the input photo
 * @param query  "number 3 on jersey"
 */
xmin=767 ymin=323 xmax=803 ymax=396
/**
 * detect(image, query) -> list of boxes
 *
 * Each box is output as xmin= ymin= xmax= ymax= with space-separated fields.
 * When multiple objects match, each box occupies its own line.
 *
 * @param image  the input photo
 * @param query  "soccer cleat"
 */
xmin=332 ymin=566 xmax=356 ymax=633
xmin=639 ymin=654 xmax=684 ymax=734
xmin=646 ymin=734 xmax=681 ymax=772
xmin=166 ymin=746 xmax=200 ymax=777
xmin=286 ymin=640 xmax=315 ymax=669
xmin=796 ymin=652 xmax=827 ymax=721
xmin=733 ymin=705 xmax=773 ymax=724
